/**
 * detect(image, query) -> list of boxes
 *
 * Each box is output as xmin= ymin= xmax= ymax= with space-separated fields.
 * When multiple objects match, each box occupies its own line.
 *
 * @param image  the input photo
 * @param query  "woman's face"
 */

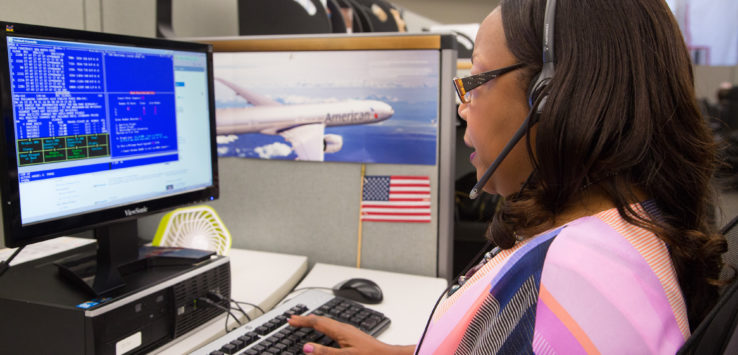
xmin=458 ymin=8 xmax=534 ymax=197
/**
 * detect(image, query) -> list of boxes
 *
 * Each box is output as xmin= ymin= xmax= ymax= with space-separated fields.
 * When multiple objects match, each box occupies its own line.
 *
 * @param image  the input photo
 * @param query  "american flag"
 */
xmin=360 ymin=175 xmax=431 ymax=223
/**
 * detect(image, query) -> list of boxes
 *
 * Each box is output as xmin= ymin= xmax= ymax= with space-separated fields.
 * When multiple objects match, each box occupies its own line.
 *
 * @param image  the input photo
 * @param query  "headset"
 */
xmin=414 ymin=1 xmax=559 ymax=353
xmin=468 ymin=0 xmax=557 ymax=200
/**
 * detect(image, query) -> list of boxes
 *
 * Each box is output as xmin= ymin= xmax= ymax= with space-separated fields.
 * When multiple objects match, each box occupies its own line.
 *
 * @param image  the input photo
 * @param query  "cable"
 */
xmin=291 ymin=286 xmax=333 ymax=294
xmin=232 ymin=300 xmax=265 ymax=315
xmin=231 ymin=302 xmax=251 ymax=322
xmin=207 ymin=290 xmax=265 ymax=319
xmin=0 ymin=246 xmax=26 ymax=279
xmin=231 ymin=305 xmax=251 ymax=322
xmin=414 ymin=158 xmax=537 ymax=354
xmin=197 ymin=296 xmax=241 ymax=333
xmin=413 ymin=241 xmax=493 ymax=355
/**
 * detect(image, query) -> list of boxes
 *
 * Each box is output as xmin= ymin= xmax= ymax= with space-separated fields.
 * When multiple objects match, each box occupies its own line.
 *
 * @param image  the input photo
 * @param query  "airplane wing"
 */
xmin=215 ymin=78 xmax=281 ymax=106
xmin=279 ymin=123 xmax=325 ymax=161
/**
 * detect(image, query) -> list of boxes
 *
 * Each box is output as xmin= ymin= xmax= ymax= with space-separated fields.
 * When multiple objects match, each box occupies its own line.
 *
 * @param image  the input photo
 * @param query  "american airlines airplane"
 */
xmin=215 ymin=78 xmax=395 ymax=161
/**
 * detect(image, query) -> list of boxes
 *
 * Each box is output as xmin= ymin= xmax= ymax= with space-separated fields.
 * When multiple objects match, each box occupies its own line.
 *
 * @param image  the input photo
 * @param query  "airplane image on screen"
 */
xmin=215 ymin=78 xmax=395 ymax=161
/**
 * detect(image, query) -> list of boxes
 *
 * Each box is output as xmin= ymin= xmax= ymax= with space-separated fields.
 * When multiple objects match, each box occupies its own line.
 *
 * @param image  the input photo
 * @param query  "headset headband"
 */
xmin=541 ymin=0 xmax=557 ymax=71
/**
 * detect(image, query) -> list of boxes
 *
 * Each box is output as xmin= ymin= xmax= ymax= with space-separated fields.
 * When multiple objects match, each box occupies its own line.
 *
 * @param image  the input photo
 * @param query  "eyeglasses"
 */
xmin=453 ymin=63 xmax=525 ymax=103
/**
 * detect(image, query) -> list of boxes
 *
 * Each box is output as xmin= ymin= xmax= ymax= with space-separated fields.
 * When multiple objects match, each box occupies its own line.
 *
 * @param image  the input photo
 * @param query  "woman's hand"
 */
xmin=287 ymin=314 xmax=415 ymax=355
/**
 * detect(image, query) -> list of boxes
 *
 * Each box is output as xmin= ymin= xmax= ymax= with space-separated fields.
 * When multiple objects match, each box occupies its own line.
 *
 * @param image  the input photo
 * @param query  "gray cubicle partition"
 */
xmin=140 ymin=33 xmax=457 ymax=279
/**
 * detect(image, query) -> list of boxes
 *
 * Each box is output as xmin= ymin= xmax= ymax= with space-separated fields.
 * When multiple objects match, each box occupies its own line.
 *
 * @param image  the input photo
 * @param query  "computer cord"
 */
xmin=231 ymin=302 xmax=251 ymax=322
xmin=197 ymin=296 xmax=242 ymax=333
xmin=413 ymin=240 xmax=493 ymax=355
xmin=206 ymin=291 xmax=266 ymax=326
xmin=0 ymin=245 xmax=25 ymax=279
xmin=232 ymin=300 xmax=265 ymax=316
xmin=413 ymin=167 xmax=537 ymax=355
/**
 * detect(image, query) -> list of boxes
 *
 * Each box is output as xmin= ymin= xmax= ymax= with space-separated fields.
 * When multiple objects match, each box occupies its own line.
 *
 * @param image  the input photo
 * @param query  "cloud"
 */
xmin=255 ymin=142 xmax=293 ymax=159
xmin=216 ymin=135 xmax=239 ymax=144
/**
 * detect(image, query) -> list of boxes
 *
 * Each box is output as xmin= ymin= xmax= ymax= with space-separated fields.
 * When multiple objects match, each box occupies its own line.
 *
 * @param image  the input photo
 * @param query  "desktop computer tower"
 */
xmin=0 ymin=244 xmax=231 ymax=355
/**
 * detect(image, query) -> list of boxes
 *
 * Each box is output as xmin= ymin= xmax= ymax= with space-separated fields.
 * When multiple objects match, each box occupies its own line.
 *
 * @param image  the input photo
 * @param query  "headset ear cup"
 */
xmin=528 ymin=73 xmax=542 ymax=108
xmin=528 ymin=72 xmax=551 ymax=118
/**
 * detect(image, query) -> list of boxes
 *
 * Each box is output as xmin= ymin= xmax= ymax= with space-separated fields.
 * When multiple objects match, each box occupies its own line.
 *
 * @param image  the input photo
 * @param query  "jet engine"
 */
xmin=323 ymin=134 xmax=343 ymax=153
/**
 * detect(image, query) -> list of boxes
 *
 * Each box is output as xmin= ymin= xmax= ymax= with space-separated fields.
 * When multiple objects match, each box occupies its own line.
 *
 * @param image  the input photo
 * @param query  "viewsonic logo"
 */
xmin=124 ymin=206 xmax=148 ymax=217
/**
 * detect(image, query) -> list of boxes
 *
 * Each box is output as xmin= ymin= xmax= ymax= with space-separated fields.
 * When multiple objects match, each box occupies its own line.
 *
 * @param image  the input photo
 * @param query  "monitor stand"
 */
xmin=55 ymin=219 xmax=214 ymax=297
xmin=55 ymin=219 xmax=141 ymax=296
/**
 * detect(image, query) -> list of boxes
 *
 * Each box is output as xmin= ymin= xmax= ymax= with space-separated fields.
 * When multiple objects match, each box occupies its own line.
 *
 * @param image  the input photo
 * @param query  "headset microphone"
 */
xmin=468 ymin=102 xmax=538 ymax=200
xmin=468 ymin=0 xmax=557 ymax=200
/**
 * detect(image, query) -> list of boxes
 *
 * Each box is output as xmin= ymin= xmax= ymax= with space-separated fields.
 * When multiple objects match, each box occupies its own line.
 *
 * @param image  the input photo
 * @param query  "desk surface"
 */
xmin=295 ymin=263 xmax=448 ymax=346
xmin=153 ymin=248 xmax=308 ymax=354
xmin=2 ymin=240 xmax=446 ymax=352
xmin=162 ymin=261 xmax=447 ymax=353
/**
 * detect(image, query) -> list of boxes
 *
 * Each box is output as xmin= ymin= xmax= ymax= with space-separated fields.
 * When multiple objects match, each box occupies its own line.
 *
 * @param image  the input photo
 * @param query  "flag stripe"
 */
xmin=362 ymin=216 xmax=431 ymax=221
xmin=390 ymin=187 xmax=430 ymax=192
xmin=390 ymin=195 xmax=430 ymax=200
xmin=363 ymin=212 xmax=431 ymax=216
xmin=362 ymin=208 xmax=431 ymax=213
xmin=390 ymin=176 xmax=430 ymax=180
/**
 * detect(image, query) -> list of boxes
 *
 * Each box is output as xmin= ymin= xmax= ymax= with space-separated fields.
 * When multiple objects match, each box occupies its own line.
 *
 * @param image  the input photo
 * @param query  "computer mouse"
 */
xmin=332 ymin=278 xmax=384 ymax=304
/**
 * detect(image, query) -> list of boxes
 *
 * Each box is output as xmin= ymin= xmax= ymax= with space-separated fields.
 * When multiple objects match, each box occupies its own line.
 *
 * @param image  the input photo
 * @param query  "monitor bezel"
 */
xmin=0 ymin=21 xmax=220 ymax=248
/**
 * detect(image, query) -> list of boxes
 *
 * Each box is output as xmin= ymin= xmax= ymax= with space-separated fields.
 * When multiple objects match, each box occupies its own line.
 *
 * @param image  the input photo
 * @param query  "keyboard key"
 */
xmin=255 ymin=325 xmax=270 ymax=335
xmin=230 ymin=339 xmax=244 ymax=350
xmin=219 ymin=343 xmax=236 ymax=354
xmin=251 ymin=344 xmax=266 ymax=352
xmin=238 ymin=335 xmax=256 ymax=345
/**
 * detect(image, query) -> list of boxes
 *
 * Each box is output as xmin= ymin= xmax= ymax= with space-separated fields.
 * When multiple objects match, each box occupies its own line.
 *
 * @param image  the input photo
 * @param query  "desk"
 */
xmin=152 ymin=248 xmax=308 ymax=354
xmin=295 ymin=263 xmax=449 ymax=346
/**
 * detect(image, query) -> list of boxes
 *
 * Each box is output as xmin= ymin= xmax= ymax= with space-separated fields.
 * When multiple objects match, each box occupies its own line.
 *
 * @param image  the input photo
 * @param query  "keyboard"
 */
xmin=190 ymin=289 xmax=391 ymax=355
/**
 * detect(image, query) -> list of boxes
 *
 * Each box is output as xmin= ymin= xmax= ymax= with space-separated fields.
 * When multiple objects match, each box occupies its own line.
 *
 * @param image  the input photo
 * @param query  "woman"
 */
xmin=289 ymin=0 xmax=727 ymax=353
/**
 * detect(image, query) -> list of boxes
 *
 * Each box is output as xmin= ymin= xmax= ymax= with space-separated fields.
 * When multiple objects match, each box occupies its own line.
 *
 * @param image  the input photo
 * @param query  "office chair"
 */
xmin=333 ymin=0 xmax=364 ymax=32
xmin=677 ymin=215 xmax=738 ymax=354
xmin=452 ymin=31 xmax=474 ymax=59
xmin=326 ymin=0 xmax=348 ymax=33
xmin=350 ymin=0 xmax=400 ymax=32
xmin=156 ymin=0 xmax=175 ymax=38
xmin=722 ymin=215 xmax=738 ymax=280
xmin=237 ymin=0 xmax=332 ymax=35
xmin=343 ymin=0 xmax=374 ymax=32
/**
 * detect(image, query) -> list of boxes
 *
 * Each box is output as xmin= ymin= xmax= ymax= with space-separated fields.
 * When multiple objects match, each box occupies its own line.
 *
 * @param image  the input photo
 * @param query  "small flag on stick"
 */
xmin=360 ymin=175 xmax=431 ymax=223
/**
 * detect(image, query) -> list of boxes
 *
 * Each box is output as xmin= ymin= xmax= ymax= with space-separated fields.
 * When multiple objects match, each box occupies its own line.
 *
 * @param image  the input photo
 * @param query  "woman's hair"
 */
xmin=494 ymin=0 xmax=727 ymax=327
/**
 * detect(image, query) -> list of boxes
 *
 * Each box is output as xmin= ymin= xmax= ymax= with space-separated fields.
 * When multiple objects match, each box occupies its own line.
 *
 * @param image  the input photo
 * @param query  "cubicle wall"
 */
xmin=138 ymin=33 xmax=458 ymax=279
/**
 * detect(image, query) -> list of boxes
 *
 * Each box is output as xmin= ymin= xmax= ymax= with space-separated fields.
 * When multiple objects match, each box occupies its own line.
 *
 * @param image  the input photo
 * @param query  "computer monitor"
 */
xmin=0 ymin=22 xmax=219 ymax=295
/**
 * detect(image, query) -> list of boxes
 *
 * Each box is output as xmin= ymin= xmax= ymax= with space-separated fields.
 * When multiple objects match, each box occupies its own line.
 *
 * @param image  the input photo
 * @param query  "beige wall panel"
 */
xmin=100 ymin=0 xmax=155 ymax=37
xmin=1 ymin=0 xmax=85 ymax=29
